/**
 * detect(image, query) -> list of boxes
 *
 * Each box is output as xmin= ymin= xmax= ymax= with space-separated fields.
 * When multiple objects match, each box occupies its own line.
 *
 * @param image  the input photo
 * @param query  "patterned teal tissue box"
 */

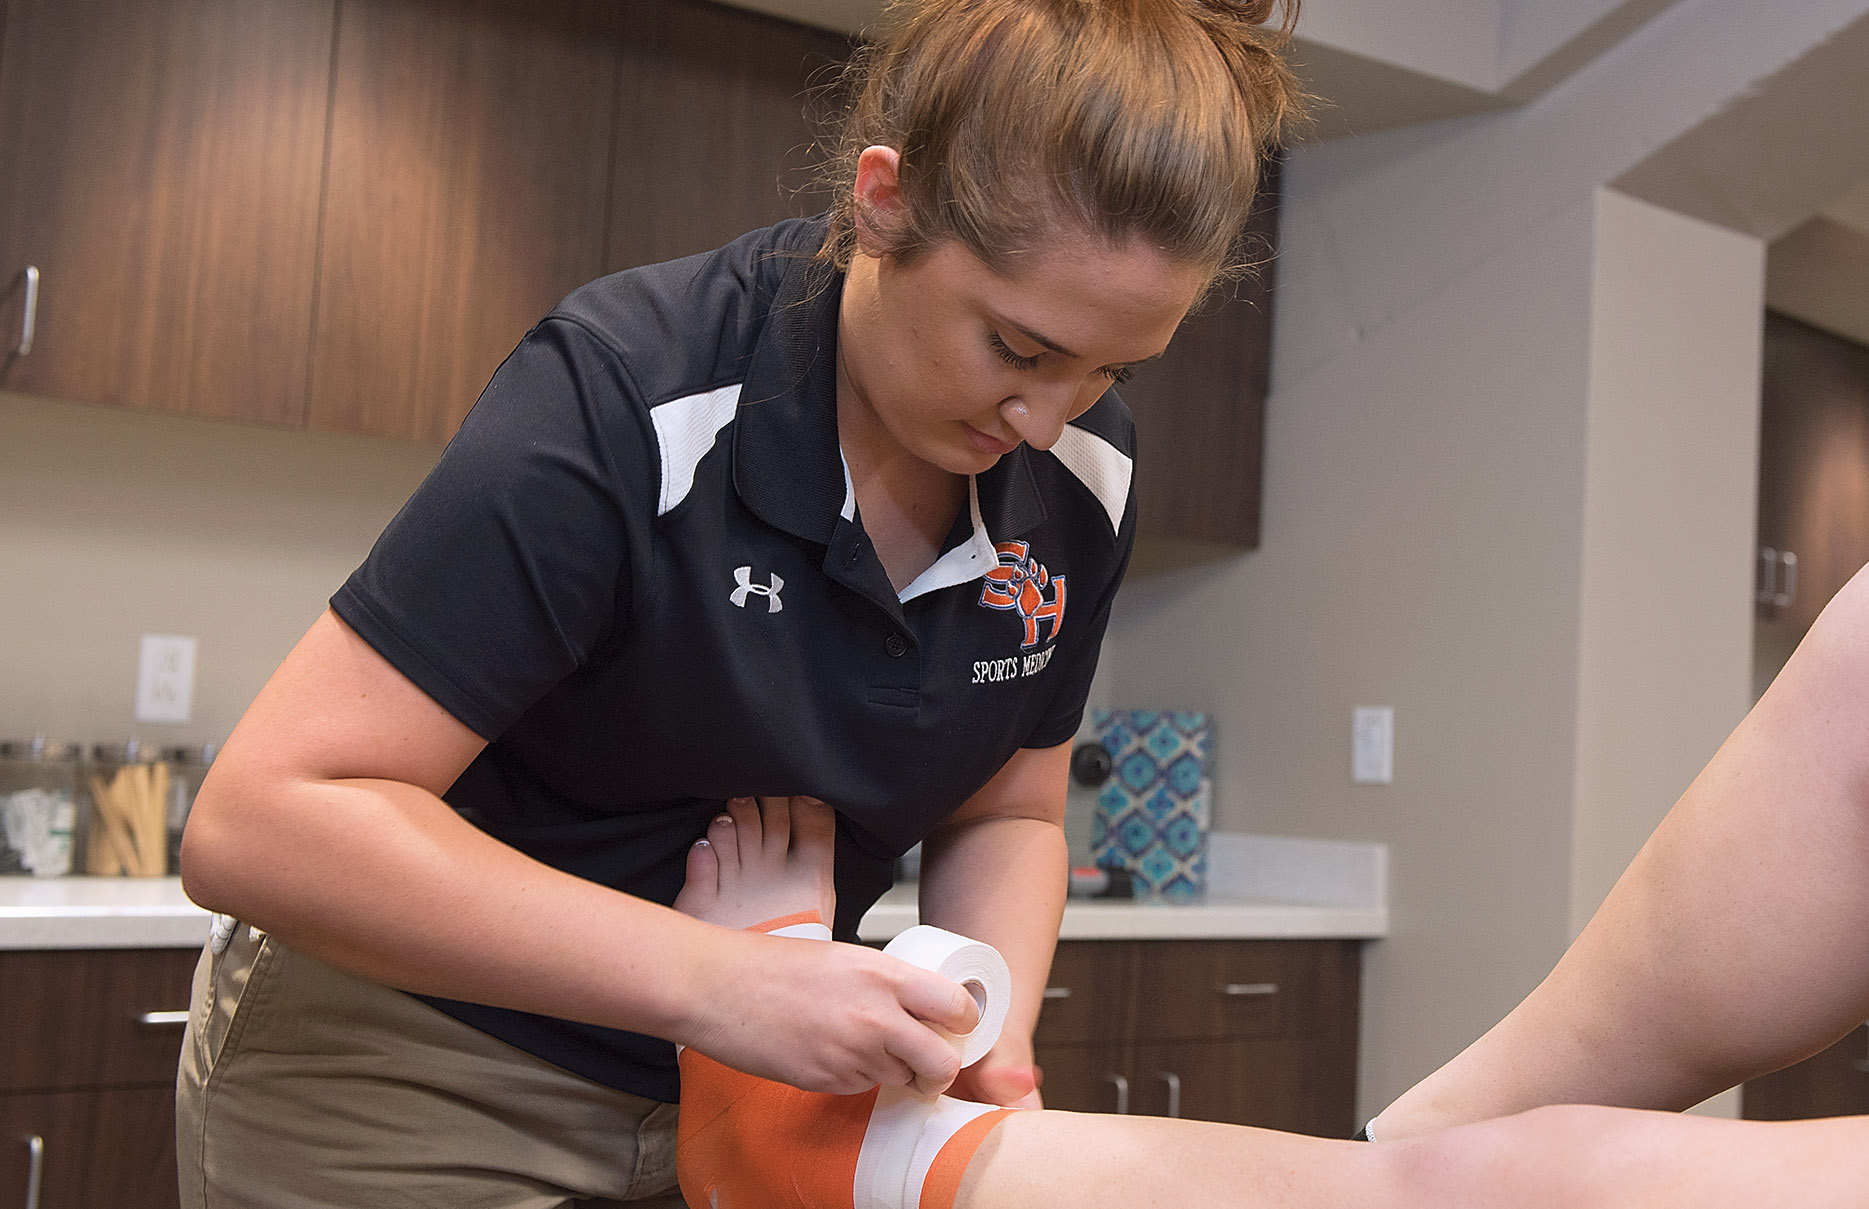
xmin=1088 ymin=710 xmax=1211 ymax=901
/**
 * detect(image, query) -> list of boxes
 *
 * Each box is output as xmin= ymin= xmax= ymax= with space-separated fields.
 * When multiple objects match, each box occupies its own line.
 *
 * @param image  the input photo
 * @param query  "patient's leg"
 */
xmin=669 ymin=800 xmax=1869 ymax=1209
xmin=672 ymin=797 xmax=1012 ymax=1209
xmin=1374 ymin=564 xmax=1869 ymax=1138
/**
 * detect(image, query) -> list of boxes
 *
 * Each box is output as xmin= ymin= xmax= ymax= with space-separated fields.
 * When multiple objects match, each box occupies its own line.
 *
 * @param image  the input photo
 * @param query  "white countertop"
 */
xmin=0 ymin=833 xmax=1387 ymax=949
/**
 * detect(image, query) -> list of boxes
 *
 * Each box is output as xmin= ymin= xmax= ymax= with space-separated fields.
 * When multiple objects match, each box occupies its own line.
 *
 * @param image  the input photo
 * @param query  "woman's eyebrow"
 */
xmin=999 ymin=315 xmax=1171 ymax=368
xmin=1001 ymin=318 xmax=1079 ymax=359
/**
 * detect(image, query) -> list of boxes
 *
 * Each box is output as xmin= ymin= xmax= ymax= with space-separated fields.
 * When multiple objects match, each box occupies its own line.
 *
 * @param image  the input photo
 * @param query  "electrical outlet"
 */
xmin=135 ymin=634 xmax=197 ymax=725
xmin=1352 ymin=706 xmax=1393 ymax=785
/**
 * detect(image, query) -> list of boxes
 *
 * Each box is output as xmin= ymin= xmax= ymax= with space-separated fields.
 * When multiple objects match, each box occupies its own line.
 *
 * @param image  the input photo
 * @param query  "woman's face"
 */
xmin=837 ymin=224 xmax=1208 ymax=477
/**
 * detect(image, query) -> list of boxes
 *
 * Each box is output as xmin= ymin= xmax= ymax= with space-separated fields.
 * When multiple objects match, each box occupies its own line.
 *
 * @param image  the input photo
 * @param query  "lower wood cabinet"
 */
xmin=0 ymin=1089 xmax=179 ymax=1209
xmin=1032 ymin=938 xmax=1361 ymax=1137
xmin=0 ymin=947 xmax=198 ymax=1209
xmin=1742 ymin=1022 xmax=1869 ymax=1121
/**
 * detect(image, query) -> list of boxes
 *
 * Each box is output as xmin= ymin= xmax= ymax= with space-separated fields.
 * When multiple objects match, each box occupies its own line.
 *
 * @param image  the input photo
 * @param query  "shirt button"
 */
xmin=885 ymin=633 xmax=908 ymax=657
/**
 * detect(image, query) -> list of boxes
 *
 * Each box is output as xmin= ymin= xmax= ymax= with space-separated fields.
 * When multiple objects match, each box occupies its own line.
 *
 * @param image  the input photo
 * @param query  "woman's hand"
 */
xmin=680 ymin=927 xmax=983 ymax=1096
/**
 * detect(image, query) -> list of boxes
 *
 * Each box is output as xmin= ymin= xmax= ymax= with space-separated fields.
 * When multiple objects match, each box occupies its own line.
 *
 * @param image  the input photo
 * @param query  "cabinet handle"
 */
xmin=1773 ymin=551 xmax=1798 ymax=610
xmin=1104 ymin=1073 xmax=1130 ymax=1115
xmin=1157 ymin=1070 xmax=1182 ymax=1118
xmin=10 ymin=266 xmax=37 ymax=358
xmin=21 ymin=1133 xmax=44 ymax=1209
xmin=138 ymin=1010 xmax=191 ymax=1026
xmin=1757 ymin=547 xmax=1779 ymax=605
xmin=1219 ymin=982 xmax=1279 ymax=997
xmin=1041 ymin=987 xmax=1071 ymax=1000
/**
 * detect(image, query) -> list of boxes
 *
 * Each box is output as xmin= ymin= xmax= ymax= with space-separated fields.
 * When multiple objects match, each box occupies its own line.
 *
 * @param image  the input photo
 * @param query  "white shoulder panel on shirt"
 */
xmin=651 ymin=384 xmax=744 ymax=517
xmin=1047 ymin=422 xmax=1133 ymax=535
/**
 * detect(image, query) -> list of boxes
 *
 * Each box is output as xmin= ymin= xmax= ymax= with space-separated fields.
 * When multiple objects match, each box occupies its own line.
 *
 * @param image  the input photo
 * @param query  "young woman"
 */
xmin=174 ymin=1 xmax=1304 ymax=1204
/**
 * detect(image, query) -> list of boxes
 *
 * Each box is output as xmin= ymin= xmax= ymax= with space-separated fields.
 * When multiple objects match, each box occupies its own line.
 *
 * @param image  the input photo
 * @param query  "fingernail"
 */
xmin=693 ymin=839 xmax=711 ymax=849
xmin=713 ymin=815 xmax=733 ymax=826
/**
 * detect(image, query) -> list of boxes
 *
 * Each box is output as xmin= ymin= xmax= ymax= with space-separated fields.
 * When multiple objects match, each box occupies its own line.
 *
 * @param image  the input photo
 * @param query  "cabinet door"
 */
xmin=610 ymin=0 xmax=849 ymax=271
xmin=1032 ymin=1043 xmax=1133 ymax=1116
xmin=0 ymin=0 xmax=332 ymax=423
xmin=0 ymin=1087 xmax=179 ymax=1209
xmin=1756 ymin=311 xmax=1869 ymax=631
xmin=1032 ymin=941 xmax=1136 ymax=1049
xmin=308 ymin=0 xmax=618 ymax=443
xmin=1129 ymin=1038 xmax=1317 ymax=1131
xmin=1119 ymin=158 xmax=1281 ymax=555
xmin=1742 ymin=1023 xmax=1869 ymax=1120
xmin=0 ymin=948 xmax=199 ymax=1092
xmin=1132 ymin=938 xmax=1318 ymax=1042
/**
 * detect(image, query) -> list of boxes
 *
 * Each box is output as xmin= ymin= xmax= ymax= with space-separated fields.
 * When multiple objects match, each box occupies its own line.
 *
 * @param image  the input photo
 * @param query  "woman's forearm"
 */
xmin=917 ymin=814 xmax=1069 ymax=1058
xmin=182 ymin=759 xmax=727 ymax=1044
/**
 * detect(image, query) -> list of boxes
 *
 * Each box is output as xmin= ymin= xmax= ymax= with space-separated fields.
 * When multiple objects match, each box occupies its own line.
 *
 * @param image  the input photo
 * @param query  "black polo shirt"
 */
xmin=330 ymin=216 xmax=1138 ymax=1100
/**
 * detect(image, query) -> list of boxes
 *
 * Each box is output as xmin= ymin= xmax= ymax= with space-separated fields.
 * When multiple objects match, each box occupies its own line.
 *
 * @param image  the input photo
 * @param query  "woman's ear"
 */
xmin=851 ymin=145 xmax=903 ymax=258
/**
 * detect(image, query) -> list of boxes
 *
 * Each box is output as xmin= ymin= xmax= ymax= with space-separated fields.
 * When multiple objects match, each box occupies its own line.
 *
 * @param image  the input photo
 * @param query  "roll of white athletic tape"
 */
xmin=881 ymin=925 xmax=1011 ymax=1068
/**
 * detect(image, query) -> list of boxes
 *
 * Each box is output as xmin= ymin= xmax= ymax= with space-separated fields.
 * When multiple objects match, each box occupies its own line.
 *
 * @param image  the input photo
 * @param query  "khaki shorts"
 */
xmin=175 ymin=922 xmax=685 ymax=1209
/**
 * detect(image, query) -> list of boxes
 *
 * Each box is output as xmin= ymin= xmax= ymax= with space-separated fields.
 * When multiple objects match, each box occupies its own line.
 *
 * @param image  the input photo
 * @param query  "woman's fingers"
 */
xmin=684 ymin=930 xmax=984 ymax=1097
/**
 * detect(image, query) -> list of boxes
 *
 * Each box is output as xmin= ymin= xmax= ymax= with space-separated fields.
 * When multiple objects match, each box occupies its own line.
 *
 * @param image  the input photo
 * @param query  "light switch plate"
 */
xmin=1352 ymin=706 xmax=1393 ymax=785
xmin=135 ymin=634 xmax=197 ymax=725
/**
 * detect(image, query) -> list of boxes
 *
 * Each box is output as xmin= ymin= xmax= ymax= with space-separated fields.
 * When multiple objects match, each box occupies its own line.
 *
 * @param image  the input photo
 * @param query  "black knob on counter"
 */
xmin=1070 ymin=741 xmax=1113 ymax=787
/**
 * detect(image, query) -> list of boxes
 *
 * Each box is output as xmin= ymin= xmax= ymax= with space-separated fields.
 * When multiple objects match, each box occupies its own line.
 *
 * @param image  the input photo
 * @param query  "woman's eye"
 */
xmin=989 ymin=331 xmax=1040 ymax=370
xmin=1101 ymin=365 xmax=1134 ymax=386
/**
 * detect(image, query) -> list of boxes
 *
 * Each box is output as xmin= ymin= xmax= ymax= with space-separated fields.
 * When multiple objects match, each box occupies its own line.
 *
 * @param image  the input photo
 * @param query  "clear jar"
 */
xmin=0 ymin=737 xmax=79 ymax=877
xmin=160 ymin=743 xmax=216 ymax=874
xmin=79 ymin=740 xmax=172 ymax=877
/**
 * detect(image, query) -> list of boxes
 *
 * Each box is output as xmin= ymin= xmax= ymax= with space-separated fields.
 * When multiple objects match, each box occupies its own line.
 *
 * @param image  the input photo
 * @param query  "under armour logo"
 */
xmin=730 ymin=565 xmax=784 ymax=612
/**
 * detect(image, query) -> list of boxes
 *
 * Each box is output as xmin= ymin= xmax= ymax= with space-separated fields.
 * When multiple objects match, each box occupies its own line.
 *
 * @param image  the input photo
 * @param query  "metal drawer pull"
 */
xmin=1157 ymin=1070 xmax=1182 ymax=1118
xmin=1041 ymin=987 xmax=1071 ymax=1000
xmin=1220 ymin=982 xmax=1279 ymax=997
xmin=139 ymin=1010 xmax=191 ymax=1026
xmin=23 ymin=1133 xmax=44 ymax=1209
xmin=11 ymin=266 xmax=37 ymax=358
xmin=1774 ymin=551 xmax=1798 ymax=610
xmin=1104 ymin=1073 xmax=1130 ymax=1115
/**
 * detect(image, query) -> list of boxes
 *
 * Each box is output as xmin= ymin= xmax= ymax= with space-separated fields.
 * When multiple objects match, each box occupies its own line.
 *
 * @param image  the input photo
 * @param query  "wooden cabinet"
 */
xmin=1032 ymin=937 xmax=1360 ymax=1136
xmin=0 ymin=947 xmax=199 ymax=1209
xmin=1742 ymin=1022 xmax=1869 ymax=1121
xmin=307 ymin=0 xmax=620 ymax=444
xmin=610 ymin=1 xmax=849 ymax=270
xmin=1755 ymin=311 xmax=1869 ymax=632
xmin=0 ymin=0 xmax=333 ymax=425
xmin=0 ymin=0 xmax=1279 ymax=551
xmin=1120 ymin=159 xmax=1282 ymax=555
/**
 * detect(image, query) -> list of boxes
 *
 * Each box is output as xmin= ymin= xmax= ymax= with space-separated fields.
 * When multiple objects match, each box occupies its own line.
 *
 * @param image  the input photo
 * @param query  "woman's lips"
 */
xmin=965 ymin=425 xmax=1019 ymax=457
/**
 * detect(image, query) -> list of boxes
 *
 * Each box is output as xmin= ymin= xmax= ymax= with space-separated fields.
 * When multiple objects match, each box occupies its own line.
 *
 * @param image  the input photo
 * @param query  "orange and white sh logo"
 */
xmin=980 ymin=540 xmax=1065 ymax=650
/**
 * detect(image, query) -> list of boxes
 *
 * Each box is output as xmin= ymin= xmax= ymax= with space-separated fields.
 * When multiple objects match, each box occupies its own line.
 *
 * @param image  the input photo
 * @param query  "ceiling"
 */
xmin=718 ymin=0 xmax=1869 ymax=347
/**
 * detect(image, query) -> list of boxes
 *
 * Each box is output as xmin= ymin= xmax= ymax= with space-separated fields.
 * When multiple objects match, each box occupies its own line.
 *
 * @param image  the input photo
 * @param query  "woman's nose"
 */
xmin=999 ymin=391 xmax=1072 ymax=451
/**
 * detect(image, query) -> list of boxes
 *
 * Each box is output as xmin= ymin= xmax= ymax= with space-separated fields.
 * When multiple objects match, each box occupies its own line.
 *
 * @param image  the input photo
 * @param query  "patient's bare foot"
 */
xmin=674 ymin=795 xmax=838 ymax=929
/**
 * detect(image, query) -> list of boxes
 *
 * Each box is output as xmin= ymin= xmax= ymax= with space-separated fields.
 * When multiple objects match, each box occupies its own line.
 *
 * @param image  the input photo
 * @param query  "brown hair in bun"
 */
xmin=819 ymin=0 xmax=1306 ymax=283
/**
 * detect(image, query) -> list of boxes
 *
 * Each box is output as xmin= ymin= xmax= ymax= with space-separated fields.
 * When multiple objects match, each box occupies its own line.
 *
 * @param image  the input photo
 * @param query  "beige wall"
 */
xmin=1109 ymin=186 xmax=1600 ymax=1121
xmin=1569 ymin=191 xmax=1763 ymax=936
xmin=0 ymin=392 xmax=436 ymax=748
xmin=1103 ymin=0 xmax=1858 ymax=1121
